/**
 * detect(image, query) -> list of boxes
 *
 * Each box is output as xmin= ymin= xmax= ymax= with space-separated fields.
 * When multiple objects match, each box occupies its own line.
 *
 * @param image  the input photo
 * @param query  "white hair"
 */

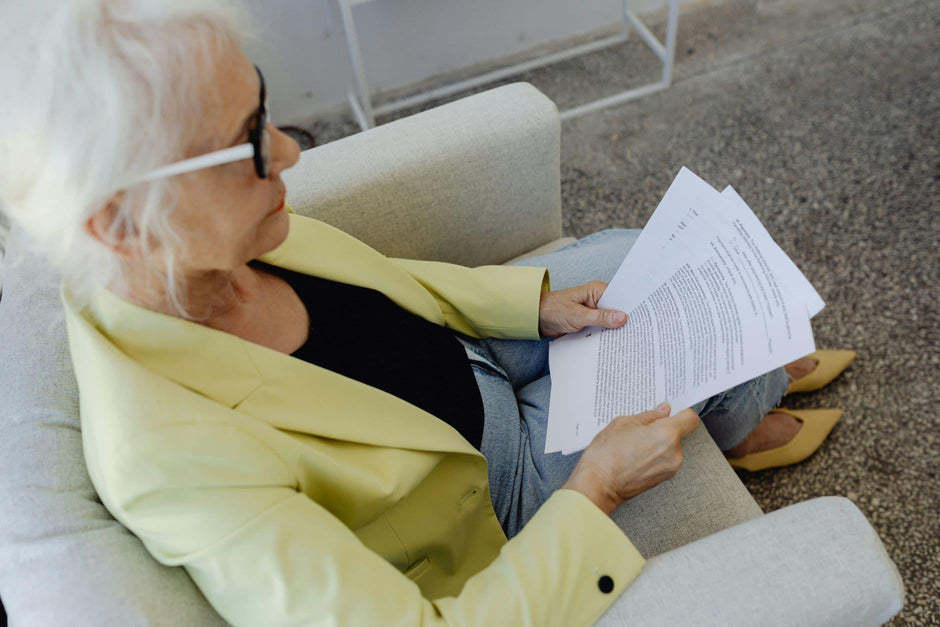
xmin=0 ymin=0 xmax=251 ymax=315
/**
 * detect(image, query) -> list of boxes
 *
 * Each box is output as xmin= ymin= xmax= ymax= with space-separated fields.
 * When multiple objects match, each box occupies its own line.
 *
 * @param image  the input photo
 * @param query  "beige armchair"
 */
xmin=0 ymin=82 xmax=903 ymax=626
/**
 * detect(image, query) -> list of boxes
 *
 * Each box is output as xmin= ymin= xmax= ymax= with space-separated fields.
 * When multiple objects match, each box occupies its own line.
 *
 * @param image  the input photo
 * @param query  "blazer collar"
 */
xmin=70 ymin=214 xmax=481 ymax=457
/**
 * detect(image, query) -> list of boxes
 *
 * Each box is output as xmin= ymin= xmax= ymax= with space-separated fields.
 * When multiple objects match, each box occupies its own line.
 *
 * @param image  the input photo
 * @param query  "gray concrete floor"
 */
xmin=303 ymin=0 xmax=938 ymax=623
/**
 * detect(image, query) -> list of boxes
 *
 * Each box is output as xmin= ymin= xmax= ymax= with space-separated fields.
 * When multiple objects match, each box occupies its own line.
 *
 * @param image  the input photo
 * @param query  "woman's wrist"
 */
xmin=562 ymin=463 xmax=619 ymax=516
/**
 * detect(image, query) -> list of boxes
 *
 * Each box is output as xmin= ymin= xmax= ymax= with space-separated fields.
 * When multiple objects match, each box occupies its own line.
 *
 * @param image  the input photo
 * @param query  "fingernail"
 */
xmin=656 ymin=402 xmax=669 ymax=412
xmin=612 ymin=312 xmax=626 ymax=324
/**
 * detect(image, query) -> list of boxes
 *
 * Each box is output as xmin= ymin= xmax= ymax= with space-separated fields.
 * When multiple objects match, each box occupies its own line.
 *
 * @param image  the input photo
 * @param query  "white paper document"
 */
xmin=545 ymin=167 xmax=824 ymax=455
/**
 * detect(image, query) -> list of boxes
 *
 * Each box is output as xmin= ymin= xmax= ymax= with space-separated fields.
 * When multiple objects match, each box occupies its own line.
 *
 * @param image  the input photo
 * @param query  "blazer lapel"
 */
xmin=258 ymin=214 xmax=445 ymax=325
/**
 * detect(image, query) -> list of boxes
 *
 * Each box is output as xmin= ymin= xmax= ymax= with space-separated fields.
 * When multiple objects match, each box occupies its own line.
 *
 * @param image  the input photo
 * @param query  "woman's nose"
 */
xmin=267 ymin=123 xmax=301 ymax=177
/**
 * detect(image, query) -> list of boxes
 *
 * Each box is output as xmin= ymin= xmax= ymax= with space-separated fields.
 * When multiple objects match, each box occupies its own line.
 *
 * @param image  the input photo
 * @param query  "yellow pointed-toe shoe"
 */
xmin=726 ymin=409 xmax=843 ymax=472
xmin=786 ymin=350 xmax=857 ymax=394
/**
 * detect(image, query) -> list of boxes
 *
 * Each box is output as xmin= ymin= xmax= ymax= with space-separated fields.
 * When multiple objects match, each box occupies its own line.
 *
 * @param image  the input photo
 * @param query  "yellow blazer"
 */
xmin=62 ymin=212 xmax=645 ymax=626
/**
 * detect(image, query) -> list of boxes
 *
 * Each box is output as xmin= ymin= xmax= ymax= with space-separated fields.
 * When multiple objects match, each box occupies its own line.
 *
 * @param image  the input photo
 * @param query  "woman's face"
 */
xmin=163 ymin=43 xmax=301 ymax=273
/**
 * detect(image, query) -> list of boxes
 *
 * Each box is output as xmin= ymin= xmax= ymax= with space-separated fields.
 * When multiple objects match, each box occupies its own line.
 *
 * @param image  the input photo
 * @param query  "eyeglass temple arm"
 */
xmin=136 ymin=143 xmax=255 ymax=184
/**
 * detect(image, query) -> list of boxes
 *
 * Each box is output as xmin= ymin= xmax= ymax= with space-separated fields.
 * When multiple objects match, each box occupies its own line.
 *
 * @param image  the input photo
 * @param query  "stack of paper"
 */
xmin=545 ymin=167 xmax=824 ymax=455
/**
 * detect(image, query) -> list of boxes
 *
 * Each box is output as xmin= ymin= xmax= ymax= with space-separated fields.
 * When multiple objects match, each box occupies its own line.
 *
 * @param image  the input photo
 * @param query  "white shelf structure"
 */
xmin=335 ymin=0 xmax=680 ymax=131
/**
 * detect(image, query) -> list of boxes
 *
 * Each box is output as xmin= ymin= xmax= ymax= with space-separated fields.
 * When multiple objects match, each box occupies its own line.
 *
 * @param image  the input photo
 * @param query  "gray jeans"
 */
xmin=458 ymin=229 xmax=788 ymax=540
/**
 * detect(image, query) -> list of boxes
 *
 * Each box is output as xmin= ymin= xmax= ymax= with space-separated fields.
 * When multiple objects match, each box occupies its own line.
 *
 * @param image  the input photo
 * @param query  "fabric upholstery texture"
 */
xmin=610 ymin=423 xmax=764 ymax=558
xmin=282 ymin=82 xmax=563 ymax=267
xmin=596 ymin=496 xmax=905 ymax=626
xmin=503 ymin=236 xmax=577 ymax=265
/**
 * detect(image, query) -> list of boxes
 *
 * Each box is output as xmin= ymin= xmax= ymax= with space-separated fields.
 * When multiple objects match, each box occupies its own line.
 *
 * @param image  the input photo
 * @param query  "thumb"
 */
xmin=662 ymin=408 xmax=702 ymax=437
xmin=584 ymin=306 xmax=627 ymax=329
xmin=631 ymin=402 xmax=672 ymax=425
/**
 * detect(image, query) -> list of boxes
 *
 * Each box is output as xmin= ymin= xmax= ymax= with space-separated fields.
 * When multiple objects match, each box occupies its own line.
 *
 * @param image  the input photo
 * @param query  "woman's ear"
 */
xmin=85 ymin=193 xmax=138 ymax=258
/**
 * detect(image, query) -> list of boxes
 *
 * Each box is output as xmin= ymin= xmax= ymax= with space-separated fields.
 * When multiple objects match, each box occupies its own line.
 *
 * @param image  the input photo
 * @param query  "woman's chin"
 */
xmin=257 ymin=210 xmax=291 ymax=255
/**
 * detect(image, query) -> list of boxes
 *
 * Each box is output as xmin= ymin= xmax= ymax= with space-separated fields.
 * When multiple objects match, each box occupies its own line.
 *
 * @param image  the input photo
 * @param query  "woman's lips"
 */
xmin=266 ymin=196 xmax=285 ymax=216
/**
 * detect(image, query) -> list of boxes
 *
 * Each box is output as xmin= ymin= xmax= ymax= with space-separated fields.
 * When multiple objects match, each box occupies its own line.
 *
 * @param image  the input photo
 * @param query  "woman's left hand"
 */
xmin=538 ymin=281 xmax=628 ymax=339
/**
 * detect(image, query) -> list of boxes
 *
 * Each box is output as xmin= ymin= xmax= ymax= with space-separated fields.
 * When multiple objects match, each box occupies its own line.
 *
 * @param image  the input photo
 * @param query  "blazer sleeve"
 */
xmin=390 ymin=258 xmax=551 ymax=340
xmin=105 ymin=421 xmax=646 ymax=627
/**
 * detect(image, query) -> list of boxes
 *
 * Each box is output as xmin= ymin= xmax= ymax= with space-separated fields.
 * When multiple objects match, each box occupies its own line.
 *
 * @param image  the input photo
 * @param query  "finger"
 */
xmin=629 ymin=402 xmax=671 ymax=425
xmin=663 ymin=408 xmax=701 ymax=436
xmin=581 ymin=305 xmax=627 ymax=329
xmin=567 ymin=281 xmax=607 ymax=308
xmin=584 ymin=281 xmax=608 ymax=306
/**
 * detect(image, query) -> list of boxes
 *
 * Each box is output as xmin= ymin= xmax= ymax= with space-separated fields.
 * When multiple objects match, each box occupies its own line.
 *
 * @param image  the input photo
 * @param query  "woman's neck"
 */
xmin=114 ymin=260 xmax=264 ymax=325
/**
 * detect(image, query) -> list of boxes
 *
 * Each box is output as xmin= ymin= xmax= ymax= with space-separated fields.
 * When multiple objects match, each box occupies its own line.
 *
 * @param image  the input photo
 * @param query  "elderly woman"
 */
xmin=0 ymin=1 xmax=854 ymax=625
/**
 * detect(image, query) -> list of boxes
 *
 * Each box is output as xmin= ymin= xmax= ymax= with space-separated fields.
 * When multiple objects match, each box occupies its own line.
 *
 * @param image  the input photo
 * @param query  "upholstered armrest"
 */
xmin=0 ymin=234 xmax=226 ymax=626
xmin=282 ymin=82 xmax=563 ymax=267
xmin=595 ymin=496 xmax=905 ymax=626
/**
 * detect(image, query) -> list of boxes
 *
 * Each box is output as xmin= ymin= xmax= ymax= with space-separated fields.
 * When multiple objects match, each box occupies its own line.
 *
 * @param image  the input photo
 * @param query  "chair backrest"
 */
xmin=282 ymin=82 xmax=563 ymax=267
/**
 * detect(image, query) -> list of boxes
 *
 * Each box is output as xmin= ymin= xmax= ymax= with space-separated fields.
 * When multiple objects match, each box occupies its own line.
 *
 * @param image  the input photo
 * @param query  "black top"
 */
xmin=250 ymin=260 xmax=485 ymax=449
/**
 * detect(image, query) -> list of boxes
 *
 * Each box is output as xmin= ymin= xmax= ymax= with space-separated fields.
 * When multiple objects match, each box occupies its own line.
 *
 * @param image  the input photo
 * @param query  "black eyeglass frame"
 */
xmin=248 ymin=64 xmax=270 ymax=180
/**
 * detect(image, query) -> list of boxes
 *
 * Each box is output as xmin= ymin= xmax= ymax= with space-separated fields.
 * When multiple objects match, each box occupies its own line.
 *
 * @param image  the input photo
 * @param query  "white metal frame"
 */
xmin=335 ymin=0 xmax=680 ymax=130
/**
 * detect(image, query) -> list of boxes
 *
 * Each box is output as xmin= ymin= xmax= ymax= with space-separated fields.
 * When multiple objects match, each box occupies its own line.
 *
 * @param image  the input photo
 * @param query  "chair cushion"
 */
xmin=502 ymin=236 xmax=577 ymax=265
xmin=0 ymin=229 xmax=225 ymax=625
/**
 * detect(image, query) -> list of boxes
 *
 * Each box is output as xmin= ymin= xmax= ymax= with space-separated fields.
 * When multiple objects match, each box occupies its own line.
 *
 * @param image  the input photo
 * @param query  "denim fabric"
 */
xmin=458 ymin=229 xmax=789 ymax=539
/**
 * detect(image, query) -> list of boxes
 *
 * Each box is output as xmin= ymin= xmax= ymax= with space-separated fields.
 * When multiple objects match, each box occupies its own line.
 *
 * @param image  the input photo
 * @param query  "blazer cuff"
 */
xmin=513 ymin=265 xmax=550 ymax=340
xmin=513 ymin=488 xmax=646 ymax=625
xmin=467 ymin=264 xmax=549 ymax=340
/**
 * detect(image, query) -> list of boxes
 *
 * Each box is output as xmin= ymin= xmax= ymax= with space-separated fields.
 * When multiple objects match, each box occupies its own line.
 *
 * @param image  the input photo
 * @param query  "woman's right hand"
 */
xmin=561 ymin=403 xmax=701 ymax=515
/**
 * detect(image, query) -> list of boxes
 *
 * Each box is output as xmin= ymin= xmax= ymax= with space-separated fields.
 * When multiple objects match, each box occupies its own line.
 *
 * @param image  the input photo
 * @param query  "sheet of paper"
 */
xmin=719 ymin=186 xmax=825 ymax=317
xmin=599 ymin=170 xmax=823 ymax=318
xmin=545 ymin=168 xmax=822 ymax=455
xmin=598 ymin=167 xmax=722 ymax=315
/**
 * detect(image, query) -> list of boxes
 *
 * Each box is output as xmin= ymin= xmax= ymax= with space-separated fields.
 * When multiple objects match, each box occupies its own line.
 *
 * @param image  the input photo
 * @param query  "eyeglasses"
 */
xmin=136 ymin=65 xmax=270 ymax=184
